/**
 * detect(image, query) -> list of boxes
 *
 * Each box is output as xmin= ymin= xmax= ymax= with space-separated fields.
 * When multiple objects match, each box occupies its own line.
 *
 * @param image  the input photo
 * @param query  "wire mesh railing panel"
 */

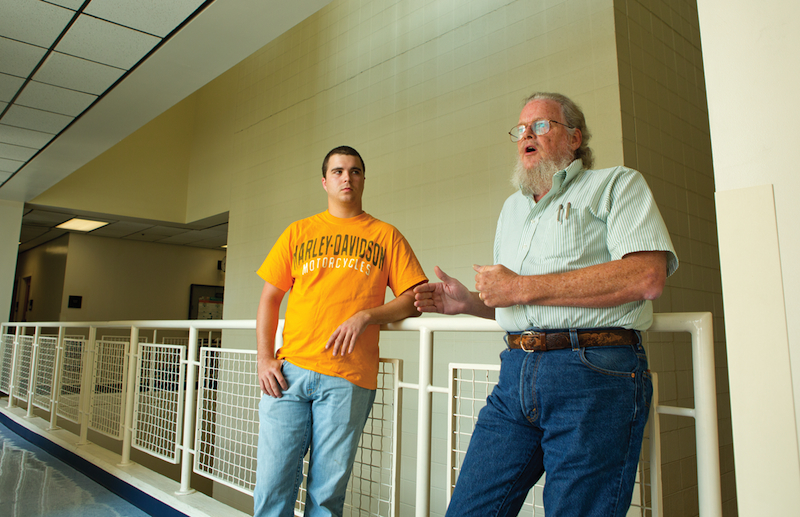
xmin=0 ymin=334 xmax=13 ymax=394
xmin=627 ymin=454 xmax=654 ymax=517
xmin=12 ymin=336 xmax=34 ymax=401
xmin=88 ymin=340 xmax=128 ymax=439
xmin=194 ymin=348 xmax=260 ymax=493
xmin=295 ymin=359 xmax=401 ymax=517
xmin=99 ymin=336 xmax=131 ymax=343
xmin=32 ymin=336 xmax=58 ymax=410
xmin=162 ymin=337 xmax=189 ymax=345
xmin=448 ymin=364 xmax=655 ymax=516
xmin=57 ymin=338 xmax=85 ymax=423
xmin=132 ymin=343 xmax=186 ymax=463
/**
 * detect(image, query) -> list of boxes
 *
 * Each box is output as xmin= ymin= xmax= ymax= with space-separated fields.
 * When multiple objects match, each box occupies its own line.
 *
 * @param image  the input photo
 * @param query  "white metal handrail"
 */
xmin=0 ymin=312 xmax=721 ymax=516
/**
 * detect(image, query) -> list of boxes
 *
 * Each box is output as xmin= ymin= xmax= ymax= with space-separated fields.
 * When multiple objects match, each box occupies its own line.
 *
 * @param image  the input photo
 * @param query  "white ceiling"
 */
xmin=0 ymin=0 xmax=210 ymax=188
xmin=0 ymin=0 xmax=332 ymax=249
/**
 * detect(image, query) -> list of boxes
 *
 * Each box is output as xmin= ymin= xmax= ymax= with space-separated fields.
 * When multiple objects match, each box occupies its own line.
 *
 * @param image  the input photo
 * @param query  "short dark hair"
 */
xmin=523 ymin=92 xmax=594 ymax=169
xmin=322 ymin=146 xmax=365 ymax=177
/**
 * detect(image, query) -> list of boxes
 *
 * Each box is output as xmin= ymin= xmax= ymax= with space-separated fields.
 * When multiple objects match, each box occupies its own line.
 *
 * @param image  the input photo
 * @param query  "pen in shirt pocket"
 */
xmin=556 ymin=202 xmax=572 ymax=224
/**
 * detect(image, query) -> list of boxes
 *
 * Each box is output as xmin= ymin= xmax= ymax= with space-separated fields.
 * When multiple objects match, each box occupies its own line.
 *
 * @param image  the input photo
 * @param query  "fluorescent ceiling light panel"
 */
xmin=56 ymin=218 xmax=109 ymax=231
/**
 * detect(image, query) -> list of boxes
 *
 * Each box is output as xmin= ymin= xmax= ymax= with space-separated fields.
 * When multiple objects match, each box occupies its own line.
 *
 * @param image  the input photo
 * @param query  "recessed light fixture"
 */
xmin=56 ymin=218 xmax=110 ymax=232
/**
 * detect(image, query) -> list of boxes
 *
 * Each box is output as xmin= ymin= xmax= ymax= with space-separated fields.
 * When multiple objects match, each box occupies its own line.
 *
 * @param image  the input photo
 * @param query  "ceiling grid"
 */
xmin=0 ymin=0 xmax=210 ymax=186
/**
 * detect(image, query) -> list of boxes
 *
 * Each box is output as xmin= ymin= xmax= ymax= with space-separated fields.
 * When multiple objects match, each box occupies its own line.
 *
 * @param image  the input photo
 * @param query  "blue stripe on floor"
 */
xmin=0 ymin=411 xmax=189 ymax=517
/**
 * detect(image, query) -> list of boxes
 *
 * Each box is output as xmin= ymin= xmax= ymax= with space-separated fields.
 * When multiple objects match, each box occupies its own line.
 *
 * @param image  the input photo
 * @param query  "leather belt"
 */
xmin=506 ymin=329 xmax=638 ymax=352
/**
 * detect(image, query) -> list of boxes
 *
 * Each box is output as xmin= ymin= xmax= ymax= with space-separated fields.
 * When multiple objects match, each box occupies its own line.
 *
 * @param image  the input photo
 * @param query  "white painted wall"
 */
xmin=59 ymin=233 xmax=226 ymax=321
xmin=698 ymin=0 xmax=800 ymax=513
xmin=0 ymin=200 xmax=23 ymax=321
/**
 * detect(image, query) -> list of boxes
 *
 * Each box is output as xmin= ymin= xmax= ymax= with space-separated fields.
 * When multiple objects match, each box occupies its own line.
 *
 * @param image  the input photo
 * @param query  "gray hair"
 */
xmin=523 ymin=92 xmax=594 ymax=169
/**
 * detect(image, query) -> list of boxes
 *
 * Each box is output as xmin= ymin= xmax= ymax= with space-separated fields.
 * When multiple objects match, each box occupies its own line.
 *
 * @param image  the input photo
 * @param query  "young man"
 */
xmin=254 ymin=146 xmax=427 ymax=517
xmin=415 ymin=92 xmax=678 ymax=516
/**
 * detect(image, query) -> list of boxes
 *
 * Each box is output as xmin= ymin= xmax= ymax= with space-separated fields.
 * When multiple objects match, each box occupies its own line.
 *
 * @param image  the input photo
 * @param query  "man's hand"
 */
xmin=414 ymin=266 xmax=474 ymax=315
xmin=473 ymin=264 xmax=521 ymax=308
xmin=325 ymin=311 xmax=370 ymax=356
xmin=258 ymin=356 xmax=287 ymax=398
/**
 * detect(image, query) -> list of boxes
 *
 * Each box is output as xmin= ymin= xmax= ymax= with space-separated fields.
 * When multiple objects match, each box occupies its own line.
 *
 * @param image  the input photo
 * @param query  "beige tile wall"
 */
xmin=614 ymin=0 xmax=734 ymax=515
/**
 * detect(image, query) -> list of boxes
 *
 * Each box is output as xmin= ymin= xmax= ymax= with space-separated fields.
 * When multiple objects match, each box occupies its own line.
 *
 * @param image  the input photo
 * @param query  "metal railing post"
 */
xmin=692 ymin=312 xmax=722 ymax=517
xmin=49 ymin=327 xmax=65 ymax=430
xmin=650 ymin=312 xmax=722 ymax=517
xmin=415 ymin=326 xmax=433 ymax=517
xmin=177 ymin=325 xmax=199 ymax=495
xmin=7 ymin=325 xmax=21 ymax=408
xmin=120 ymin=326 xmax=140 ymax=466
xmin=78 ymin=326 xmax=97 ymax=445
xmin=26 ymin=326 xmax=40 ymax=418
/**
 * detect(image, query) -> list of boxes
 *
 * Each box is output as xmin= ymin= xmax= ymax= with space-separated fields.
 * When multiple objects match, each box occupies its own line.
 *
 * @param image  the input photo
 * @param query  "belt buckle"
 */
xmin=519 ymin=330 xmax=545 ymax=352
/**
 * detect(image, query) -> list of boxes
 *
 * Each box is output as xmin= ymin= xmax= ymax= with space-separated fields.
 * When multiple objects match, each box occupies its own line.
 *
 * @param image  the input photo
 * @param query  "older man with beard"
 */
xmin=414 ymin=92 xmax=678 ymax=517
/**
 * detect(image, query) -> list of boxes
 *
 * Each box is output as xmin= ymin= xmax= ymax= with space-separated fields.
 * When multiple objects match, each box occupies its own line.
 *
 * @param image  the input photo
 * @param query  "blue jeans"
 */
xmin=254 ymin=361 xmax=376 ymax=517
xmin=446 ymin=336 xmax=652 ymax=517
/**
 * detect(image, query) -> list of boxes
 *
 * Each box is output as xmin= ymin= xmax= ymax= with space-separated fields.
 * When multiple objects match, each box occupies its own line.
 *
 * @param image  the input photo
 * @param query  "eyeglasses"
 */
xmin=508 ymin=119 xmax=574 ymax=142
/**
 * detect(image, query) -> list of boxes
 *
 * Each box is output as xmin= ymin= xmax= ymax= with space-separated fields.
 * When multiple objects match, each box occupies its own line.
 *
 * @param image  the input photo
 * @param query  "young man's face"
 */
xmin=322 ymin=153 xmax=365 ymax=206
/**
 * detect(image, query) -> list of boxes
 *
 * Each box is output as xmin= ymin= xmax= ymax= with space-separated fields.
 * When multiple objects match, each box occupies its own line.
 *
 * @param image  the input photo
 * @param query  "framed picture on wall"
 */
xmin=189 ymin=284 xmax=224 ymax=319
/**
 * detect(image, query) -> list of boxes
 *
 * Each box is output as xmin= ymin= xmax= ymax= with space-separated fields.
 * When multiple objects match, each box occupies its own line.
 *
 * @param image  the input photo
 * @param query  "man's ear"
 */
xmin=321 ymin=176 xmax=328 ymax=192
xmin=569 ymin=128 xmax=582 ymax=152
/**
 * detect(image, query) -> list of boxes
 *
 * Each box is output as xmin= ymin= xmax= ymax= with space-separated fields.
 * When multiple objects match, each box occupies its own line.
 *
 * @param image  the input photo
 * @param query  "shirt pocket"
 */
xmin=533 ymin=206 xmax=586 ymax=263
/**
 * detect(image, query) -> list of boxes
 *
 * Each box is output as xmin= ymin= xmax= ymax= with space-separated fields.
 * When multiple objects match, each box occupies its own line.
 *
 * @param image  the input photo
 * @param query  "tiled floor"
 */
xmin=0 ymin=419 xmax=150 ymax=517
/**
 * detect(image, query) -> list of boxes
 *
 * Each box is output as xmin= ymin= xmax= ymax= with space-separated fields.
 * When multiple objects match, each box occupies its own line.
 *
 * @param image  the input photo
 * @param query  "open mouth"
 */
xmin=525 ymin=145 xmax=537 ymax=153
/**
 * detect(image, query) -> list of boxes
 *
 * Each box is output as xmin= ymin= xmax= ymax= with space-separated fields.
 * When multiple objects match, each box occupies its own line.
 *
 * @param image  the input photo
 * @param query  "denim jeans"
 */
xmin=446 ymin=335 xmax=652 ymax=517
xmin=254 ymin=361 xmax=376 ymax=517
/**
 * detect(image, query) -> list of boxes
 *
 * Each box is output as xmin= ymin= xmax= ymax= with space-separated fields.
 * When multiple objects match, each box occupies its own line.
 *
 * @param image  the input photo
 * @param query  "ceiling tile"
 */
xmin=3 ymin=105 xmax=73 ymax=134
xmin=34 ymin=52 xmax=126 ymax=95
xmin=0 ymin=171 xmax=11 ymax=183
xmin=157 ymin=230 xmax=206 ymax=245
xmin=0 ymin=37 xmax=48 ymax=77
xmin=143 ymin=225 xmax=192 ymax=237
xmin=0 ymin=73 xmax=25 ymax=103
xmin=47 ymin=0 xmax=84 ymax=10
xmin=0 ymin=0 xmax=74 ymax=48
xmin=19 ymin=225 xmax=52 ymax=242
xmin=89 ymin=221 xmax=150 ymax=238
xmin=0 ymin=157 xmax=23 ymax=173
xmin=0 ymin=142 xmax=38 ymax=162
xmin=0 ymin=124 xmax=54 ymax=148
xmin=86 ymin=0 xmax=208 ymax=38
xmin=22 ymin=209 xmax=73 ymax=225
xmin=124 ymin=231 xmax=166 ymax=242
xmin=55 ymin=14 xmax=162 ymax=69
xmin=16 ymin=81 xmax=97 ymax=116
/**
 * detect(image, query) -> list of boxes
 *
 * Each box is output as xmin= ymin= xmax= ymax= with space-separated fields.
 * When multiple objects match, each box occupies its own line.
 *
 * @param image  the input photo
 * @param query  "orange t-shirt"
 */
xmin=256 ymin=211 xmax=427 ymax=389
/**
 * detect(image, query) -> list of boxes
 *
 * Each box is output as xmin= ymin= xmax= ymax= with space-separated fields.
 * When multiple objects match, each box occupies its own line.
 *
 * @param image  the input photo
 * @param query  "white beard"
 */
xmin=511 ymin=156 xmax=573 ymax=198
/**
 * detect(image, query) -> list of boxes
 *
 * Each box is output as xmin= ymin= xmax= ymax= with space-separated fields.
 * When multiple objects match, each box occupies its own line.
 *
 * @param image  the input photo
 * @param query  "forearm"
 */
xmin=256 ymin=312 xmax=279 ymax=362
xmin=513 ymin=252 xmax=667 ymax=308
xmin=359 ymin=289 xmax=420 ymax=325
xmin=256 ymin=282 xmax=286 ymax=362
xmin=463 ymin=291 xmax=497 ymax=319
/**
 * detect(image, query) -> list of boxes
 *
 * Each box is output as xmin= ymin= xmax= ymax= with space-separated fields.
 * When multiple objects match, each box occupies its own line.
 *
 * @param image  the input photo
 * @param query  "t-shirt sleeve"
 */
xmin=256 ymin=225 xmax=294 ymax=292
xmin=387 ymin=230 xmax=428 ymax=296
xmin=606 ymin=170 xmax=679 ymax=277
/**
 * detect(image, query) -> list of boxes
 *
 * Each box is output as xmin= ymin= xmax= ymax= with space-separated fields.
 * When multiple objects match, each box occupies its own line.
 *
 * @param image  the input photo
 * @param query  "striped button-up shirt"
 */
xmin=494 ymin=160 xmax=678 ymax=332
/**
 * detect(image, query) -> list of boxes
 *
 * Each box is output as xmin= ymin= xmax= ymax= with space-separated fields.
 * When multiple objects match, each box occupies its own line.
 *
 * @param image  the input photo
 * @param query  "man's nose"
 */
xmin=521 ymin=124 xmax=536 ymax=139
